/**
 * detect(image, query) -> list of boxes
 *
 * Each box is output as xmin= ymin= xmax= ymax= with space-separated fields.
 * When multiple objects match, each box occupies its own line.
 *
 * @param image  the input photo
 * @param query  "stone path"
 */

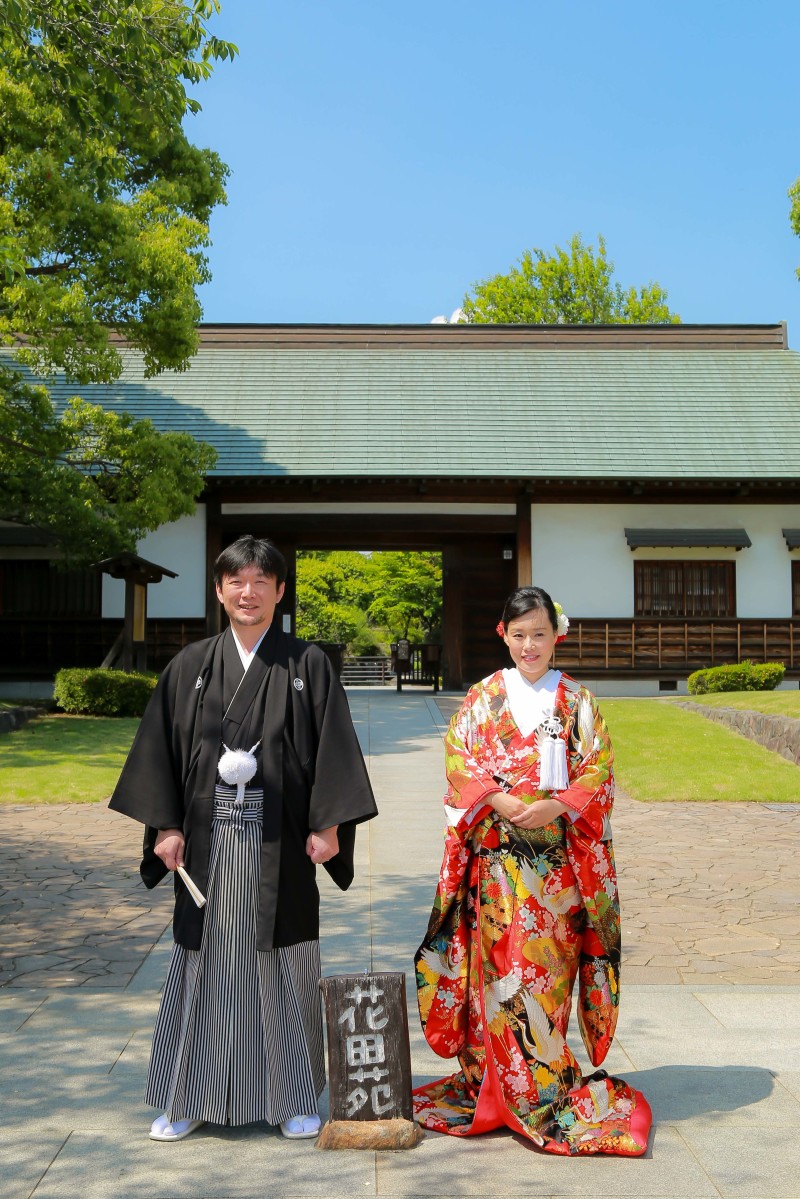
xmin=0 ymin=805 xmax=172 ymax=989
xmin=612 ymin=796 xmax=800 ymax=984
xmin=3 ymin=726 xmax=800 ymax=991
xmin=2 ymin=690 xmax=800 ymax=1199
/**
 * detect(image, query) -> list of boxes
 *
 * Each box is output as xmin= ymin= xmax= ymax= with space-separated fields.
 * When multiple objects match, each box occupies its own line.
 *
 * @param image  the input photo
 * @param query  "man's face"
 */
xmin=215 ymin=563 xmax=285 ymax=633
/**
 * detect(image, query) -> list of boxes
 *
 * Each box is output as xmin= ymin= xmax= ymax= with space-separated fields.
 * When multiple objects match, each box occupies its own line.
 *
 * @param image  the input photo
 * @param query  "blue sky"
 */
xmin=188 ymin=0 xmax=800 ymax=341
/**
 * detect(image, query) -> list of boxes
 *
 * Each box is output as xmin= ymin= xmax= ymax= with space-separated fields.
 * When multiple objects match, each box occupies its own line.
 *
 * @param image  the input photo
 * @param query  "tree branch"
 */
xmin=25 ymin=262 xmax=73 ymax=277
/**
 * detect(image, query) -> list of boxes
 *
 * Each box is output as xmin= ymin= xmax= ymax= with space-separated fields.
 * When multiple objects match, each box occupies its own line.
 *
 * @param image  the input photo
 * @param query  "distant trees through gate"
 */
xmin=294 ymin=550 xmax=442 ymax=655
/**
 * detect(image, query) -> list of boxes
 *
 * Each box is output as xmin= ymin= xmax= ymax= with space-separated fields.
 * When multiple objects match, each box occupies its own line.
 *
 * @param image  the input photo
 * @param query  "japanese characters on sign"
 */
xmin=320 ymin=972 xmax=413 ymax=1123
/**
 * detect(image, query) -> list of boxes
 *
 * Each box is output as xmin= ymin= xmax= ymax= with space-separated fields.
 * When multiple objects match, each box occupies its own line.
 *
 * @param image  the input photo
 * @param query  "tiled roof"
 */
xmin=35 ymin=327 xmax=800 ymax=479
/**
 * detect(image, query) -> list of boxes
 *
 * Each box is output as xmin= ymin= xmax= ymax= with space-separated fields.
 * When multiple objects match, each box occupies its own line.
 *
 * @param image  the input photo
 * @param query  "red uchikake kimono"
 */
xmin=413 ymin=670 xmax=651 ymax=1155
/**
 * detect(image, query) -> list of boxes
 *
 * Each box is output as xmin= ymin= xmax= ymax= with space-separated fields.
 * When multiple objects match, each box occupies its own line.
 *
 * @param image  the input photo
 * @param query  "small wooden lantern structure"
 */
xmin=95 ymin=552 xmax=177 ymax=673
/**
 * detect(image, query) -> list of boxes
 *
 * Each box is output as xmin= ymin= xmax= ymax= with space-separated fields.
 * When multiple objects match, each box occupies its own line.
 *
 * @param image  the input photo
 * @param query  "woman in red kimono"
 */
xmin=413 ymin=587 xmax=651 ymax=1155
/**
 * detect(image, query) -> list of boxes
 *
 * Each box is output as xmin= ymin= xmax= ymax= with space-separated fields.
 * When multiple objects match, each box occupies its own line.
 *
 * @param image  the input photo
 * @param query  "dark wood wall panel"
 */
xmin=0 ymin=618 xmax=206 ymax=676
xmin=452 ymin=540 xmax=518 ymax=687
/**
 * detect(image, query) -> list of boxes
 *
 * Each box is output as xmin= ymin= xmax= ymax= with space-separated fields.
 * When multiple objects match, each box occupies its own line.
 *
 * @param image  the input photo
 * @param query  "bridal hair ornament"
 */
xmin=495 ymin=601 xmax=570 ymax=644
xmin=218 ymin=741 xmax=261 ymax=804
xmin=535 ymin=715 xmax=570 ymax=791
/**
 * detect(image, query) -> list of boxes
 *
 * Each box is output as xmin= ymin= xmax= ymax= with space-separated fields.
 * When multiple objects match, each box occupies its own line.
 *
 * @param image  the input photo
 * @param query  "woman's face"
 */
xmin=503 ymin=607 xmax=557 ymax=683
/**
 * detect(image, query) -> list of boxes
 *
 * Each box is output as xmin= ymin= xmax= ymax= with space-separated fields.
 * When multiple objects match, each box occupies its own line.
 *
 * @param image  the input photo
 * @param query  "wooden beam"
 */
xmin=205 ymin=496 xmax=222 ymax=638
xmin=516 ymin=498 xmax=532 ymax=587
xmin=442 ymin=546 xmax=464 ymax=690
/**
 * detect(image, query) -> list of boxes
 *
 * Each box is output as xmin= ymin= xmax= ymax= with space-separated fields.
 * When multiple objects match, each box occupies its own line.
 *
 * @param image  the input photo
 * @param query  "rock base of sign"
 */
xmin=316 ymin=1117 xmax=424 ymax=1151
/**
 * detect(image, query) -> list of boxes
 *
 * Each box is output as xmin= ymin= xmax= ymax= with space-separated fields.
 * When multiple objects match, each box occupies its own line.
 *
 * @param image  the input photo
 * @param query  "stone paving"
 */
xmin=1 ymin=689 xmax=800 ymax=1199
xmin=613 ymin=795 xmax=800 ymax=984
xmin=2 ymin=700 xmax=800 ymax=991
xmin=0 ymin=805 xmax=172 ymax=990
xmin=3 ymin=790 xmax=800 ymax=990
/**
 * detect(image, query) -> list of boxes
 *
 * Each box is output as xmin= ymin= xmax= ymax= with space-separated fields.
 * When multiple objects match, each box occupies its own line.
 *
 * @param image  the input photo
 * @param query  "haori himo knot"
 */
xmin=218 ymin=742 xmax=261 ymax=804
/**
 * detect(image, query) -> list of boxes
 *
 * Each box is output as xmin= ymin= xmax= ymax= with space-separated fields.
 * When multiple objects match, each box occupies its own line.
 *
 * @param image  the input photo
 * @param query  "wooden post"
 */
xmin=122 ymin=579 xmax=134 ymax=672
xmin=133 ymin=582 xmax=147 ymax=671
xmin=442 ymin=545 xmax=463 ymax=690
xmin=317 ymin=972 xmax=422 ymax=1150
xmin=516 ymin=497 xmax=532 ymax=587
xmin=281 ymin=543 xmax=297 ymax=636
xmin=395 ymin=639 xmax=410 ymax=693
xmin=205 ymin=496 xmax=222 ymax=638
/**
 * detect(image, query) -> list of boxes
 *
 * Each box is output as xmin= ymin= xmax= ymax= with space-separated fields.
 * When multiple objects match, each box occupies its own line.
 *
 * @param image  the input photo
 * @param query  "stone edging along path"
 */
xmin=0 ymin=704 xmax=46 ymax=736
xmin=675 ymin=700 xmax=800 ymax=766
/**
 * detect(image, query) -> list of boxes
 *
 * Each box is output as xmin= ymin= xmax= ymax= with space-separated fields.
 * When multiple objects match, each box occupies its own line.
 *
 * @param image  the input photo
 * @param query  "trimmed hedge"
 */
xmin=688 ymin=660 xmax=786 ymax=695
xmin=53 ymin=668 xmax=157 ymax=716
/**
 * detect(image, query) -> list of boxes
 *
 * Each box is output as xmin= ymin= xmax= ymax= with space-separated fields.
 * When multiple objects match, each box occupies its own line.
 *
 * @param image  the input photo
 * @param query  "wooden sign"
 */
xmin=319 ymin=972 xmax=414 ymax=1127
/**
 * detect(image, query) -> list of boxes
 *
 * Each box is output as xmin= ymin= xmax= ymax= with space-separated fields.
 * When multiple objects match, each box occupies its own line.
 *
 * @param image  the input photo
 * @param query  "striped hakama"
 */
xmin=145 ymin=786 xmax=325 ymax=1126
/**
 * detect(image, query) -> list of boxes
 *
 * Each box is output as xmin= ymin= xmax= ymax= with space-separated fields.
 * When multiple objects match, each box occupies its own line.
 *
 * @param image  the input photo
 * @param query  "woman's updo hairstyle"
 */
xmin=501 ymin=586 xmax=559 ymax=634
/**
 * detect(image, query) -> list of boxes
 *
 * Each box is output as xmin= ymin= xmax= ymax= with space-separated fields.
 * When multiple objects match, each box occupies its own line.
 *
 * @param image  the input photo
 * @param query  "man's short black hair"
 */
xmin=213 ymin=535 xmax=287 ymax=587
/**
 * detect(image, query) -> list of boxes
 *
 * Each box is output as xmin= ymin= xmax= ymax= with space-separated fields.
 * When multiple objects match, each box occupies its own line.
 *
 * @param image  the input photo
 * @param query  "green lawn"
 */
xmin=2 ymin=698 xmax=799 ymax=807
xmin=677 ymin=689 xmax=800 ymax=718
xmin=603 ymin=698 xmax=800 ymax=803
xmin=0 ymin=715 xmax=138 ymax=804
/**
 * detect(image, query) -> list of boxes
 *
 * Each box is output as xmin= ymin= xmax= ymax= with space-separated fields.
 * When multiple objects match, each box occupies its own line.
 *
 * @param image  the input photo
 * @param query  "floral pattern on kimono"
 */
xmin=413 ymin=670 xmax=651 ymax=1156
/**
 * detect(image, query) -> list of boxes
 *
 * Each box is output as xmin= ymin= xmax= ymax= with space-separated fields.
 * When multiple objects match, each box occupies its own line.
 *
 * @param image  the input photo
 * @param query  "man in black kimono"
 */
xmin=110 ymin=535 xmax=377 ymax=1142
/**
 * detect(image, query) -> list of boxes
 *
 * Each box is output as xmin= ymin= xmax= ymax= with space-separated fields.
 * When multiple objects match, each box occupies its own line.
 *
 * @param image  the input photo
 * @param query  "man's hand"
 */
xmin=154 ymin=828 xmax=185 ymax=871
xmin=509 ymin=798 xmax=568 ymax=829
xmin=306 ymin=825 xmax=339 ymax=864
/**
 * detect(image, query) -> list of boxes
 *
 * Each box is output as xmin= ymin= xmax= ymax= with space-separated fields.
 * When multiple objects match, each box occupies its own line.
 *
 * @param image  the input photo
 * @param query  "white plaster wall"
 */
xmin=530 ymin=503 xmax=800 ymax=618
xmin=580 ymin=679 xmax=690 ymax=698
xmin=101 ymin=506 xmax=207 ymax=618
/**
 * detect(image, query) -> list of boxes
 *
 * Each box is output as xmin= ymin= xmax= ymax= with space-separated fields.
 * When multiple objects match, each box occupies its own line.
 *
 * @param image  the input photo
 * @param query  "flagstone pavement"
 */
xmin=1 ymin=689 xmax=799 ymax=1198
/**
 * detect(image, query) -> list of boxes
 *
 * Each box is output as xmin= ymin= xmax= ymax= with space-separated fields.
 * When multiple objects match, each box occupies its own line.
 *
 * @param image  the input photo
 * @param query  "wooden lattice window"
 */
xmin=634 ymin=560 xmax=736 ymax=618
xmin=793 ymin=561 xmax=800 ymax=617
xmin=0 ymin=561 xmax=100 ymax=617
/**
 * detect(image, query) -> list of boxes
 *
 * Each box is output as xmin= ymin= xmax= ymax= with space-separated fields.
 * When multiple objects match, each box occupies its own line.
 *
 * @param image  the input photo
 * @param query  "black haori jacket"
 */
xmin=109 ymin=624 xmax=378 ymax=951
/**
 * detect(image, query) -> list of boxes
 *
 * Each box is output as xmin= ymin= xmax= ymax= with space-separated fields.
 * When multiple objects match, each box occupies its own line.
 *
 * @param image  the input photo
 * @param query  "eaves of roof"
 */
xmin=33 ymin=343 xmax=800 ymax=480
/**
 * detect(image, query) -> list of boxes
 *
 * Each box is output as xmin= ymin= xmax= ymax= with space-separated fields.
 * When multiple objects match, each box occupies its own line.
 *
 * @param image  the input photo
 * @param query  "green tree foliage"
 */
xmin=0 ymin=0 xmax=235 ymax=561
xmin=295 ymin=550 xmax=443 ymax=653
xmin=0 ymin=367 xmax=217 ymax=563
xmin=790 ymin=177 xmax=800 ymax=283
xmin=462 ymin=234 xmax=679 ymax=325
xmin=295 ymin=552 xmax=376 ymax=648
xmin=367 ymin=552 xmax=442 ymax=641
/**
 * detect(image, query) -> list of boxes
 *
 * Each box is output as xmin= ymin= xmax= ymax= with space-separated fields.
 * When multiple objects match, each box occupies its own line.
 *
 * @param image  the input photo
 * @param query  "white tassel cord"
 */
xmin=217 ymin=740 xmax=261 ymax=804
xmin=536 ymin=717 xmax=569 ymax=791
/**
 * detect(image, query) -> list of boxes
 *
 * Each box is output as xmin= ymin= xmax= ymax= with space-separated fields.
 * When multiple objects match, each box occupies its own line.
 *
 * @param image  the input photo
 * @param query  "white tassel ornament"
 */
xmin=536 ymin=717 xmax=569 ymax=791
xmin=217 ymin=741 xmax=261 ymax=804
